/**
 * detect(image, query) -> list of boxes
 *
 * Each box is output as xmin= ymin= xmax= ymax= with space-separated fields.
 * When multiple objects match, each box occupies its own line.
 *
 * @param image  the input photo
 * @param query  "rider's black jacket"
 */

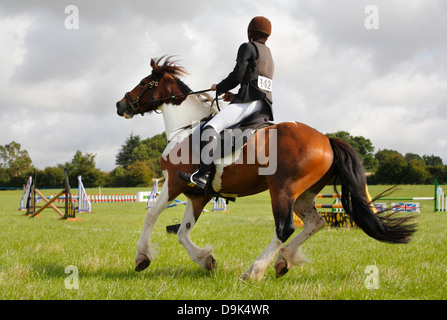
xmin=216 ymin=40 xmax=274 ymax=121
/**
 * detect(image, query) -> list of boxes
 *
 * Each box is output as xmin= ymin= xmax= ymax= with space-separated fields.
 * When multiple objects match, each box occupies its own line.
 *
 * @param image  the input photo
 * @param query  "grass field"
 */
xmin=1 ymin=184 xmax=446 ymax=300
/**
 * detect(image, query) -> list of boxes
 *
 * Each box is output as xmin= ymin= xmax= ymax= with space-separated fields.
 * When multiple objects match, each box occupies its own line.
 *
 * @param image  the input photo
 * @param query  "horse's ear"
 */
xmin=150 ymin=58 xmax=157 ymax=70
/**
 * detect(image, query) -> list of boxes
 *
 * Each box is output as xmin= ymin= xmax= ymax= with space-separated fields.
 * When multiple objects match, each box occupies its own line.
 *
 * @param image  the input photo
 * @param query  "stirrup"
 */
xmin=190 ymin=171 xmax=209 ymax=190
xmin=177 ymin=170 xmax=210 ymax=190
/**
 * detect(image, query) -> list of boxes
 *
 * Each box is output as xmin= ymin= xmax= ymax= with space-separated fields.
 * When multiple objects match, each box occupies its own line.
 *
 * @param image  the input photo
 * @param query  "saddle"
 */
xmin=193 ymin=104 xmax=275 ymax=161
xmin=188 ymin=105 xmax=274 ymax=202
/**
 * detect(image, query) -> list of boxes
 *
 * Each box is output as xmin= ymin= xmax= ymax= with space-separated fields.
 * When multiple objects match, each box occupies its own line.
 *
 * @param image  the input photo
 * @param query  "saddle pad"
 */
xmin=192 ymin=121 xmax=274 ymax=162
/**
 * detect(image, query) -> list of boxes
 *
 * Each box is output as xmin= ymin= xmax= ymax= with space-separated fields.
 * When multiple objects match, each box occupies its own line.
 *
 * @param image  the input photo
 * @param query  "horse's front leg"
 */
xmin=177 ymin=196 xmax=215 ymax=271
xmin=135 ymin=180 xmax=173 ymax=272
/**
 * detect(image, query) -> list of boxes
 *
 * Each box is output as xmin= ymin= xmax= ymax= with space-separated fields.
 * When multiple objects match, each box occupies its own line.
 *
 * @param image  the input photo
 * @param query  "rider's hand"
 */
xmin=223 ymin=92 xmax=235 ymax=102
xmin=210 ymin=84 xmax=217 ymax=91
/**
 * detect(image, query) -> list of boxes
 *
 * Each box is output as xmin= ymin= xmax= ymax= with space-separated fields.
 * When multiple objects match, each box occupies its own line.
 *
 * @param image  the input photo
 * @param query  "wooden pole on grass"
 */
xmin=30 ymin=190 xmax=65 ymax=218
xmin=33 ymin=188 xmax=65 ymax=218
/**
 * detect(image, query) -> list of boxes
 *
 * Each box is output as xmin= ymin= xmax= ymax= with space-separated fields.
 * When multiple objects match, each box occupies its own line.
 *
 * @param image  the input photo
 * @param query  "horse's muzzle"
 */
xmin=116 ymin=101 xmax=123 ymax=116
xmin=116 ymin=99 xmax=133 ymax=118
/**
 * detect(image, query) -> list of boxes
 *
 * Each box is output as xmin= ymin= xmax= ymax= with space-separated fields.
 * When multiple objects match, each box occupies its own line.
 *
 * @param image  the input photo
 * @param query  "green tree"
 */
xmin=65 ymin=151 xmax=102 ymax=187
xmin=0 ymin=167 xmax=10 ymax=187
xmin=0 ymin=141 xmax=32 ymax=178
xmin=132 ymin=132 xmax=167 ymax=161
xmin=372 ymin=150 xmax=432 ymax=184
xmin=405 ymin=158 xmax=430 ymax=184
xmin=325 ymin=131 xmax=377 ymax=171
xmin=405 ymin=153 xmax=423 ymax=163
xmin=39 ymin=166 xmax=65 ymax=188
xmin=373 ymin=150 xmax=407 ymax=184
xmin=115 ymin=133 xmax=141 ymax=168
xmin=426 ymin=165 xmax=447 ymax=184
xmin=423 ymin=155 xmax=443 ymax=166
xmin=111 ymin=132 xmax=167 ymax=187
xmin=0 ymin=141 xmax=33 ymax=187
xmin=126 ymin=160 xmax=154 ymax=187
xmin=146 ymin=158 xmax=163 ymax=178
xmin=374 ymin=149 xmax=399 ymax=164
xmin=105 ymin=166 xmax=128 ymax=187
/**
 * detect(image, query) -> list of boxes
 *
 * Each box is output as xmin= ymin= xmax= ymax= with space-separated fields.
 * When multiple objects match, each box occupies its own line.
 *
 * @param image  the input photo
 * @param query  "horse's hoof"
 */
xmin=240 ymin=271 xmax=263 ymax=282
xmin=275 ymin=260 xmax=289 ymax=278
xmin=205 ymin=255 xmax=216 ymax=272
xmin=135 ymin=257 xmax=151 ymax=272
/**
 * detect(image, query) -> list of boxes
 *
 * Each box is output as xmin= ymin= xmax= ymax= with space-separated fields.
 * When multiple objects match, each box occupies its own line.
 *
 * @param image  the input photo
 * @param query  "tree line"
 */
xmin=326 ymin=131 xmax=446 ymax=184
xmin=1 ymin=131 xmax=446 ymax=189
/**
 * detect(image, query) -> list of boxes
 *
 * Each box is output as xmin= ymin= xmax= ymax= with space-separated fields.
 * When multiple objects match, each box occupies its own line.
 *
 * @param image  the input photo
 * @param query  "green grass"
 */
xmin=1 ymin=184 xmax=446 ymax=299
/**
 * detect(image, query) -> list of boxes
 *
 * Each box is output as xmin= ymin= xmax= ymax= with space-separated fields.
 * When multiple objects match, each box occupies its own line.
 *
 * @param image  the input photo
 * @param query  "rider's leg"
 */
xmin=178 ymin=125 xmax=219 ymax=189
xmin=206 ymin=100 xmax=264 ymax=133
xmin=178 ymin=100 xmax=264 ymax=190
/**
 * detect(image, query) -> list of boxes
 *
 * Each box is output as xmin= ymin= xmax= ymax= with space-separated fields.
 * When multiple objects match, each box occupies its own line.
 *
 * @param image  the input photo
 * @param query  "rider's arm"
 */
xmin=215 ymin=42 xmax=253 ymax=95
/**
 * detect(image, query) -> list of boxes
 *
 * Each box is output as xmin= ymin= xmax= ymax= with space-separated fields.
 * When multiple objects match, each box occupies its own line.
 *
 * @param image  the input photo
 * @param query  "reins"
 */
xmin=154 ymin=88 xmax=212 ymax=104
xmin=149 ymin=89 xmax=221 ymax=111
xmin=125 ymin=86 xmax=221 ymax=114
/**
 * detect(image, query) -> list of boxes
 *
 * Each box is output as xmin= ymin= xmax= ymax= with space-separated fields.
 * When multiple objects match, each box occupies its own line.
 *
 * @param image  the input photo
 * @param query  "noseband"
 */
xmin=125 ymin=80 xmax=159 ymax=112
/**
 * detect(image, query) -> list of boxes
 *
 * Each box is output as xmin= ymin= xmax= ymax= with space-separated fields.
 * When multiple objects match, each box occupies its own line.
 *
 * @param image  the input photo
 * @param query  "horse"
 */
xmin=116 ymin=56 xmax=417 ymax=280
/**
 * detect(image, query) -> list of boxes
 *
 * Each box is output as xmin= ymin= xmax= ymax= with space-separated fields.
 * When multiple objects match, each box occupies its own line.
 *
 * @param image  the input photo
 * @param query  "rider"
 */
xmin=178 ymin=16 xmax=274 ymax=190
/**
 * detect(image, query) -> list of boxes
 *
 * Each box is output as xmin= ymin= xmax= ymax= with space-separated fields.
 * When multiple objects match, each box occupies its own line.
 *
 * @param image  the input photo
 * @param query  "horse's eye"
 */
xmin=140 ymin=81 xmax=145 ymax=86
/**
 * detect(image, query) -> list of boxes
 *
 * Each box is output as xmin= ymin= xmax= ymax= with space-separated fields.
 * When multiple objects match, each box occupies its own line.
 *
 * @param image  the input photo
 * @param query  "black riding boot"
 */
xmin=178 ymin=126 xmax=219 ymax=190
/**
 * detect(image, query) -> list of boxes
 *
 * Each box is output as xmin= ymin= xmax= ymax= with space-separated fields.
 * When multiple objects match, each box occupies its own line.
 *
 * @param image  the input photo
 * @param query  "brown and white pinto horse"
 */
xmin=116 ymin=57 xmax=416 ymax=280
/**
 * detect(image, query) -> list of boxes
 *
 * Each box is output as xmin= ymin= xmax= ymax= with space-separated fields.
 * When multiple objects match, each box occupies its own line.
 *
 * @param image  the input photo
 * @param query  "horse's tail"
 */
xmin=329 ymin=138 xmax=417 ymax=244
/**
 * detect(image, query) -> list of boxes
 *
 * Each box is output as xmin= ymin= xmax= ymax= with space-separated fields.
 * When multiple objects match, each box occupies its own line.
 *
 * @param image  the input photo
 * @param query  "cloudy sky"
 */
xmin=1 ymin=0 xmax=446 ymax=171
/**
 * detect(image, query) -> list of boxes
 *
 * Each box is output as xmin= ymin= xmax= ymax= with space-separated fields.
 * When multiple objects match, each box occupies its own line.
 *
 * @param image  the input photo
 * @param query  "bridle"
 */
xmin=124 ymin=76 xmax=221 ymax=115
xmin=124 ymin=80 xmax=160 ymax=112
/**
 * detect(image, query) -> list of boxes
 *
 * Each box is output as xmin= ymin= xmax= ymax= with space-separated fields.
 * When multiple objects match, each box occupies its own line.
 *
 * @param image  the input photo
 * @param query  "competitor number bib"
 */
xmin=258 ymin=75 xmax=272 ymax=92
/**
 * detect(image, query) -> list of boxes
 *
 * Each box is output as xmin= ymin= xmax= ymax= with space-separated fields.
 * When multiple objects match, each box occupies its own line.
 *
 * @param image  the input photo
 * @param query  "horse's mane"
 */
xmin=151 ymin=56 xmax=188 ymax=79
xmin=149 ymin=55 xmax=218 ymax=114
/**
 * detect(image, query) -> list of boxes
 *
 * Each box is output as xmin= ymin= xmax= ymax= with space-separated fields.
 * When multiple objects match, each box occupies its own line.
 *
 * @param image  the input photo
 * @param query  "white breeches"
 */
xmin=206 ymin=100 xmax=264 ymax=133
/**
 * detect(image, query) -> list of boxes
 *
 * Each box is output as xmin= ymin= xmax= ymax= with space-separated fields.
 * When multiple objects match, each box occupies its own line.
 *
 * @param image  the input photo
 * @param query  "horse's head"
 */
xmin=116 ymin=56 xmax=190 ymax=119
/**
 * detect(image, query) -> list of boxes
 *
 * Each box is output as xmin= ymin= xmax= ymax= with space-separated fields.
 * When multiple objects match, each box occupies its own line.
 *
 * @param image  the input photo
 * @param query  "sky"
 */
xmin=1 ymin=0 xmax=446 ymax=171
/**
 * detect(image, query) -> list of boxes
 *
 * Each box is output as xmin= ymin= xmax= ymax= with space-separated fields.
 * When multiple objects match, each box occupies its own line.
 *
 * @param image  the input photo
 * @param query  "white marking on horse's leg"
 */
xmin=135 ymin=172 xmax=172 ymax=270
xmin=241 ymin=231 xmax=283 ymax=281
xmin=177 ymin=198 xmax=214 ymax=270
xmin=275 ymin=198 xmax=325 ymax=275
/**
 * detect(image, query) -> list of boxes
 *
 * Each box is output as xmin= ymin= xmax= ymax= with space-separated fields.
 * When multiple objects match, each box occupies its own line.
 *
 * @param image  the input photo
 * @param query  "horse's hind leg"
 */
xmin=241 ymin=231 xmax=283 ymax=281
xmin=177 ymin=195 xmax=216 ymax=271
xmin=274 ymin=191 xmax=325 ymax=277
xmin=135 ymin=178 xmax=173 ymax=272
xmin=241 ymin=193 xmax=296 ymax=281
